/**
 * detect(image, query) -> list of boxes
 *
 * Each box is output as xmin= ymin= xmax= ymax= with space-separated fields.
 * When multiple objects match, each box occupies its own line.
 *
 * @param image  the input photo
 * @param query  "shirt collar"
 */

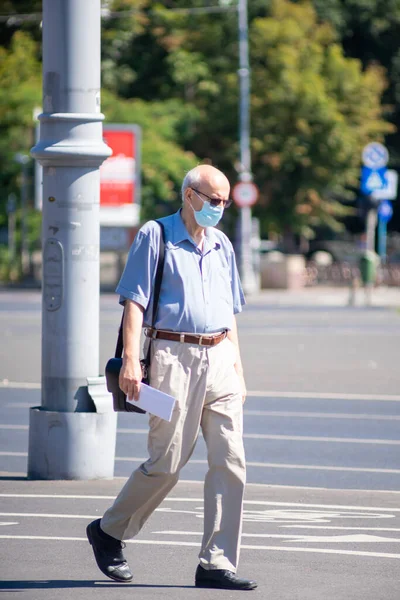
xmin=205 ymin=226 xmax=221 ymax=252
xmin=170 ymin=210 xmax=193 ymax=246
xmin=170 ymin=209 xmax=221 ymax=252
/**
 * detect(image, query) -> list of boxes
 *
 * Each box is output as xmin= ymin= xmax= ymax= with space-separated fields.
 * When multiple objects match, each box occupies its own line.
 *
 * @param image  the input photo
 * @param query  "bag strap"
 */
xmin=115 ymin=220 xmax=166 ymax=358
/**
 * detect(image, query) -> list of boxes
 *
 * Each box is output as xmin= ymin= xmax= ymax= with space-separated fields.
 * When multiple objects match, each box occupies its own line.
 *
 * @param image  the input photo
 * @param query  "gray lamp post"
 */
xmin=237 ymin=0 xmax=259 ymax=294
xmin=29 ymin=0 xmax=116 ymax=480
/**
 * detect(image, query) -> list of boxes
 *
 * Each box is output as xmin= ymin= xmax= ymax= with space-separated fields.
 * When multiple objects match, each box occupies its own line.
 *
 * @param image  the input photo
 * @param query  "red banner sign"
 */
xmin=100 ymin=125 xmax=141 ymax=226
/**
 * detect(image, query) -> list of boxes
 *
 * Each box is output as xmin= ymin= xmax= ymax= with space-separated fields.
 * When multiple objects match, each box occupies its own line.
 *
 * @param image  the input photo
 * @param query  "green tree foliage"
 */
xmin=249 ymin=0 xmax=393 ymax=238
xmin=101 ymin=89 xmax=198 ymax=219
xmin=306 ymin=0 xmax=400 ymax=231
xmin=0 ymin=21 xmax=196 ymax=244
xmin=0 ymin=31 xmax=41 ymax=228
xmin=114 ymin=0 xmax=392 ymax=240
xmin=0 ymin=0 xmax=397 ymax=252
xmin=308 ymin=0 xmax=400 ymax=156
xmin=0 ymin=1 xmax=42 ymax=48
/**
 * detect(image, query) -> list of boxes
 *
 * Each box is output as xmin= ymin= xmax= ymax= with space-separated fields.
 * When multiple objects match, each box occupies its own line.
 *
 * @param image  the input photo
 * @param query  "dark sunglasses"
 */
xmin=190 ymin=188 xmax=232 ymax=209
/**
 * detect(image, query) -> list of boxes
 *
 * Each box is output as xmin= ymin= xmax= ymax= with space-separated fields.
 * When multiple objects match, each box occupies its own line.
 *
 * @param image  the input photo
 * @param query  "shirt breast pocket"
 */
xmin=215 ymin=264 xmax=233 ymax=306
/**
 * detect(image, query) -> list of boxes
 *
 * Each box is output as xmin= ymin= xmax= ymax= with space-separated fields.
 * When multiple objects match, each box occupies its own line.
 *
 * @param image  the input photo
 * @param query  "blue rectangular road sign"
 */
xmin=372 ymin=169 xmax=399 ymax=201
xmin=360 ymin=166 xmax=387 ymax=195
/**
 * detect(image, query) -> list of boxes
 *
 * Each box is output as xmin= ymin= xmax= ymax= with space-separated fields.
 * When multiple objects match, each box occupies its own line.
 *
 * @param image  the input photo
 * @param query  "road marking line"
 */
xmin=0 ymin=382 xmax=40 ymax=389
xmin=246 ymin=391 xmax=400 ymax=401
xmin=1 ymin=473 xmax=397 ymax=494
xmin=2 ymin=452 xmax=400 ymax=474
xmin=5 ymin=408 xmax=400 ymax=421
xmin=2 ymin=426 xmax=400 ymax=445
xmin=1 ymin=383 xmax=400 ymax=401
xmin=0 ymin=494 xmax=118 ymax=500
xmin=0 ymin=509 xmax=397 ymax=525
xmin=115 ymin=457 xmax=400 ymax=473
xmin=9 ymin=410 xmax=400 ymax=423
xmin=240 ymin=329 xmax=400 ymax=337
xmin=0 ymin=511 xmax=200 ymax=519
xmin=153 ymin=531 xmax=400 ymax=543
xmin=0 ymin=512 xmax=98 ymax=519
xmin=116 ymin=431 xmax=400 ymax=445
xmin=0 ymin=511 xmax=398 ymax=529
xmin=181 ymin=479 xmax=400 ymax=493
xmin=0 ymin=452 xmax=27 ymax=457
xmin=0 ymin=535 xmax=399 ymax=559
xmin=281 ymin=526 xmax=400 ymax=532
xmin=115 ymin=458 xmax=400 ymax=473
xmin=243 ymin=411 xmax=400 ymax=421
xmin=242 ymin=435 xmax=400 ymax=445
xmin=0 ymin=474 xmax=394 ymax=490
xmin=1 ymin=496 xmax=400 ymax=513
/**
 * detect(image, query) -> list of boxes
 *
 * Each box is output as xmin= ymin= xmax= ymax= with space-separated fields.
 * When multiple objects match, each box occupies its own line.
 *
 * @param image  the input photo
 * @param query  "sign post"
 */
xmin=361 ymin=142 xmax=390 ymax=253
xmin=377 ymin=200 xmax=393 ymax=263
xmin=6 ymin=193 xmax=17 ymax=263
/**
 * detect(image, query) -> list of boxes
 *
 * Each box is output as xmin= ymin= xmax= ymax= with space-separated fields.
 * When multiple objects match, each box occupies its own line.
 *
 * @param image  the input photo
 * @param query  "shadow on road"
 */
xmin=0 ymin=580 xmax=195 ymax=590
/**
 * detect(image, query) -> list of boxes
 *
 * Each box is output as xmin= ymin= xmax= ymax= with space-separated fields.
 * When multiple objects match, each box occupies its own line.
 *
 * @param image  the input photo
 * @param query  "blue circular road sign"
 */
xmin=362 ymin=142 xmax=389 ymax=169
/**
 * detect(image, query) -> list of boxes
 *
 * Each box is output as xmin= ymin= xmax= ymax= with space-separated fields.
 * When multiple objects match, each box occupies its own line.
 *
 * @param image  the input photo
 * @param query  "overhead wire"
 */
xmin=0 ymin=4 xmax=237 ymax=24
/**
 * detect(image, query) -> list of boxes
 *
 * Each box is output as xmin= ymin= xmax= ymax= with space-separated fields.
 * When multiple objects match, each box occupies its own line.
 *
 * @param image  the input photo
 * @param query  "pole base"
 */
xmin=27 ymin=407 xmax=117 ymax=480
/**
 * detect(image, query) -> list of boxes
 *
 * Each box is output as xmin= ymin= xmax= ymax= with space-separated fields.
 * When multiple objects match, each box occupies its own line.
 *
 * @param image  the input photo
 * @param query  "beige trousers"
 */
xmin=101 ymin=336 xmax=246 ymax=572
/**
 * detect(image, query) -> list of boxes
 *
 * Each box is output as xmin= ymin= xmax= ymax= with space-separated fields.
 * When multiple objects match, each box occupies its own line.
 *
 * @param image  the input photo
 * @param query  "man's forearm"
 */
xmin=227 ymin=317 xmax=243 ymax=375
xmin=123 ymin=299 xmax=144 ymax=362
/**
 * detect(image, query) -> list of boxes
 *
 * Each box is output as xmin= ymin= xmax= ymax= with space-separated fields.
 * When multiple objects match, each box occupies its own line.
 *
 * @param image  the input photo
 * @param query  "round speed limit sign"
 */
xmin=232 ymin=182 xmax=259 ymax=207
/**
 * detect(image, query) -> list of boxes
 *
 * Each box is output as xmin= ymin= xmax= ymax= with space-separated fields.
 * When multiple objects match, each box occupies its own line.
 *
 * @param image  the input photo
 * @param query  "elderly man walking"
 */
xmin=86 ymin=165 xmax=257 ymax=590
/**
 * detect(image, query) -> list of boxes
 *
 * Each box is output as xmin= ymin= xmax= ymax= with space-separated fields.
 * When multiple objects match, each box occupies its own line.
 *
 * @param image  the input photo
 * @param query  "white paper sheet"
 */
xmin=126 ymin=383 xmax=176 ymax=422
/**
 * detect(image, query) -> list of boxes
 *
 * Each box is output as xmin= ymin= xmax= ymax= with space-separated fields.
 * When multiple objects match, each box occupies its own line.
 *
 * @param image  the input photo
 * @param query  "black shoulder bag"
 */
xmin=105 ymin=221 xmax=166 ymax=413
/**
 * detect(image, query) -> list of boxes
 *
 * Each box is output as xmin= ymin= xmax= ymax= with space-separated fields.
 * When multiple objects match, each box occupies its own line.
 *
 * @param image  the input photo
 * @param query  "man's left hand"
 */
xmin=237 ymin=372 xmax=247 ymax=404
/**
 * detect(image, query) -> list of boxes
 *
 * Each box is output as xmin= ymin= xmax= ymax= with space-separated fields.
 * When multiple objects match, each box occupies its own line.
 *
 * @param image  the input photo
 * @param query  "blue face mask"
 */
xmin=191 ymin=197 xmax=224 ymax=228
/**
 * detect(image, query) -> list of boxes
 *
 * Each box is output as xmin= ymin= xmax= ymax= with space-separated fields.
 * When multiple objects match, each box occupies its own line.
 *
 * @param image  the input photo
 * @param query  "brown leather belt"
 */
xmin=145 ymin=328 xmax=228 ymax=347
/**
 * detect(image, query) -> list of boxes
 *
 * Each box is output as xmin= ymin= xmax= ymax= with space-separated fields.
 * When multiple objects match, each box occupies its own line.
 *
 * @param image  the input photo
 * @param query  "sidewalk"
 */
xmin=0 ymin=282 xmax=399 ymax=309
xmin=247 ymin=285 xmax=400 ymax=308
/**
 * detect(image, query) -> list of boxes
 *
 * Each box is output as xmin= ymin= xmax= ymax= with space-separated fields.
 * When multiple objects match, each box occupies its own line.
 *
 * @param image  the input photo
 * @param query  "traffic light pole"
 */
xmin=29 ymin=0 xmax=116 ymax=480
xmin=237 ymin=0 xmax=259 ymax=294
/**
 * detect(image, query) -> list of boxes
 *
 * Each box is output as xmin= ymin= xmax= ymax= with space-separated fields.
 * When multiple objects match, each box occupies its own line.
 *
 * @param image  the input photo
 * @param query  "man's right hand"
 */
xmin=119 ymin=357 xmax=143 ymax=401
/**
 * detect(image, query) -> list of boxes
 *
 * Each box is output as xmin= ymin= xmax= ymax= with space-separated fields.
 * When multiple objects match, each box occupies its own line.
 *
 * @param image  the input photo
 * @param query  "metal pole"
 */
xmin=366 ymin=209 xmax=377 ymax=253
xmin=237 ymin=0 xmax=258 ymax=294
xmin=21 ymin=160 xmax=29 ymax=274
xmin=33 ymin=107 xmax=43 ymax=211
xmin=14 ymin=153 xmax=30 ymax=275
xmin=7 ymin=193 xmax=17 ymax=263
xmin=238 ymin=0 xmax=251 ymax=176
xmin=29 ymin=0 xmax=115 ymax=480
xmin=378 ymin=216 xmax=387 ymax=264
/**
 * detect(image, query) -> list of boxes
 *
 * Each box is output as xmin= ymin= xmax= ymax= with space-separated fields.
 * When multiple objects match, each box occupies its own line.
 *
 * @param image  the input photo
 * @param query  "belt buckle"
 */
xmin=198 ymin=335 xmax=203 ymax=346
xmin=180 ymin=333 xmax=185 ymax=343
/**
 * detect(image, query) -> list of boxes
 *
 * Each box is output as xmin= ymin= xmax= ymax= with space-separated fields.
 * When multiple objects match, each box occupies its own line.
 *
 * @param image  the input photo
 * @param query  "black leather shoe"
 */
xmin=195 ymin=565 xmax=257 ymax=590
xmin=86 ymin=519 xmax=133 ymax=582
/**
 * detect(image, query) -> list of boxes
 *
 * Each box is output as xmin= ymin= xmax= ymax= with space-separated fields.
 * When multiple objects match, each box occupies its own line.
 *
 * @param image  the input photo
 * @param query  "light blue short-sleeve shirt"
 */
xmin=116 ymin=210 xmax=245 ymax=333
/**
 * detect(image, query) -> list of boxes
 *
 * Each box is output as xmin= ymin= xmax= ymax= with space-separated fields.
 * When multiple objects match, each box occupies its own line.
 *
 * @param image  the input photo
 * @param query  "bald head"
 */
xmin=181 ymin=165 xmax=230 ymax=201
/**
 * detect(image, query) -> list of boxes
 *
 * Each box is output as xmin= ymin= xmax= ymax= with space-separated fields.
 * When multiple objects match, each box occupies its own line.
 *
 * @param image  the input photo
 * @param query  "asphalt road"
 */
xmin=0 ymin=288 xmax=400 ymax=599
